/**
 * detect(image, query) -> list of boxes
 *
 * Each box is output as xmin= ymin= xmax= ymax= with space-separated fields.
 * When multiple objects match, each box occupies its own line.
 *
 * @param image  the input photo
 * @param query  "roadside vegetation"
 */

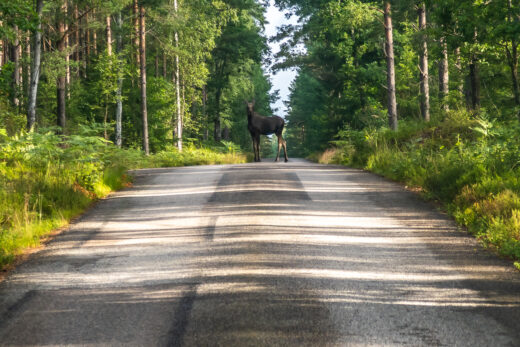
xmin=274 ymin=1 xmax=520 ymax=267
xmin=0 ymin=128 xmax=246 ymax=268
xmin=312 ymin=111 xmax=520 ymax=266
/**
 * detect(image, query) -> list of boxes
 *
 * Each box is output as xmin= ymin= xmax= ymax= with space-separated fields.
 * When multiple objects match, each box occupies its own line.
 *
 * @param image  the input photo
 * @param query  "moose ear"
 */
xmin=244 ymin=100 xmax=249 ymax=106
xmin=252 ymin=99 xmax=256 ymax=106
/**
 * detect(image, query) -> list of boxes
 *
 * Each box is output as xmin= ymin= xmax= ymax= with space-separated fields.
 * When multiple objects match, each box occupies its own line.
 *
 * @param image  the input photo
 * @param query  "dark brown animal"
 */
xmin=246 ymin=101 xmax=288 ymax=162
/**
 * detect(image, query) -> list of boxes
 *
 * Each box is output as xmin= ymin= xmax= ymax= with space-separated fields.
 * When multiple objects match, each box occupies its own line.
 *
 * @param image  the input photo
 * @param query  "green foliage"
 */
xmin=326 ymin=110 xmax=520 ymax=261
xmin=0 ymin=128 xmax=247 ymax=268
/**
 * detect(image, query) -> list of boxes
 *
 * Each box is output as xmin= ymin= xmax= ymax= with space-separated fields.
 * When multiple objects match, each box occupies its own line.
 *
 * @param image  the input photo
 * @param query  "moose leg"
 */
xmin=282 ymin=138 xmax=289 ymax=162
xmin=275 ymin=134 xmax=282 ymax=162
xmin=251 ymin=134 xmax=258 ymax=162
xmin=255 ymin=134 xmax=261 ymax=162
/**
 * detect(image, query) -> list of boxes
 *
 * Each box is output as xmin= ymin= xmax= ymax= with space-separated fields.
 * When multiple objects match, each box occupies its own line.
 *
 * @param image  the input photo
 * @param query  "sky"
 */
xmin=264 ymin=1 xmax=299 ymax=118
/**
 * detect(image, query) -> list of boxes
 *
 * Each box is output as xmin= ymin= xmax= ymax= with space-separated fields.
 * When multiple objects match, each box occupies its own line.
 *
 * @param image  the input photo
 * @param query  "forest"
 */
xmin=1 ymin=0 xmax=520 ymax=268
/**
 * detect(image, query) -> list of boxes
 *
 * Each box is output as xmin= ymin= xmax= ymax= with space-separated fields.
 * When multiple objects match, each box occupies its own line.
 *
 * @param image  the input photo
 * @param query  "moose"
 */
xmin=246 ymin=100 xmax=288 ymax=162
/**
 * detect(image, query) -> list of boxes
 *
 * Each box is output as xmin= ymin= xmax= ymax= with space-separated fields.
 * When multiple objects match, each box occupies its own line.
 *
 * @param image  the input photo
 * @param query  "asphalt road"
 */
xmin=1 ymin=160 xmax=519 ymax=346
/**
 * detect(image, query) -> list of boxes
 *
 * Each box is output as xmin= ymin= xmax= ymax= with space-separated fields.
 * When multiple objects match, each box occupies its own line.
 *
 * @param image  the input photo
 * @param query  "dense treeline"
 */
xmin=275 ymin=0 xmax=520 ymax=154
xmin=0 ymin=0 xmax=275 ymax=152
xmin=0 ymin=0 xmax=271 ymax=267
xmin=276 ymin=0 xmax=520 ymax=263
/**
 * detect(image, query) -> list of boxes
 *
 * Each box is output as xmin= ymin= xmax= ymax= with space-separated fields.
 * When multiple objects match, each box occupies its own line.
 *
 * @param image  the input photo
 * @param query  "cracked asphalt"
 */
xmin=0 ymin=159 xmax=519 ymax=346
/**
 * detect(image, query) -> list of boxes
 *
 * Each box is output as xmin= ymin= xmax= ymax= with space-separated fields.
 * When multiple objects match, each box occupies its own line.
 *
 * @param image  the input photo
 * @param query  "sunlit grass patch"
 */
xmin=0 ymin=130 xmax=247 ymax=270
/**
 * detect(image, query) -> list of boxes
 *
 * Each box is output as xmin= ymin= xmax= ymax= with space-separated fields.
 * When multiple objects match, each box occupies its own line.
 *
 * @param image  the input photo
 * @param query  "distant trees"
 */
xmin=275 ymin=0 xmax=520 ymax=155
xmin=0 ymin=0 xmax=273 ymax=153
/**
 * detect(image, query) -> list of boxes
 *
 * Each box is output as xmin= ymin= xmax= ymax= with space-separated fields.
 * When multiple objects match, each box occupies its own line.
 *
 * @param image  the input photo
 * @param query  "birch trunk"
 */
xmin=115 ymin=12 xmax=123 ymax=147
xmin=105 ymin=15 xmax=112 ymax=140
xmin=139 ymin=5 xmax=149 ymax=155
xmin=174 ymin=0 xmax=182 ymax=152
xmin=12 ymin=25 xmax=20 ymax=107
xmin=57 ymin=2 xmax=67 ymax=132
xmin=418 ymin=3 xmax=430 ymax=122
xmin=384 ymin=2 xmax=398 ymax=130
xmin=27 ymin=0 xmax=43 ymax=130
xmin=439 ymin=36 xmax=449 ymax=111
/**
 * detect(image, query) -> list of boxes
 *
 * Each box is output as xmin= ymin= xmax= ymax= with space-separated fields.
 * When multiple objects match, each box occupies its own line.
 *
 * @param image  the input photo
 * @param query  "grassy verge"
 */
xmin=314 ymin=110 xmax=520 ymax=262
xmin=0 ymin=130 xmax=247 ymax=269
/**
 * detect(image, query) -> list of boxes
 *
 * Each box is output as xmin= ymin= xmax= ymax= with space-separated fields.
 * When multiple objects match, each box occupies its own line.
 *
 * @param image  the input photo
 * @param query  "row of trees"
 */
xmin=0 ymin=0 xmax=275 ymax=153
xmin=275 ymin=0 xmax=520 ymax=155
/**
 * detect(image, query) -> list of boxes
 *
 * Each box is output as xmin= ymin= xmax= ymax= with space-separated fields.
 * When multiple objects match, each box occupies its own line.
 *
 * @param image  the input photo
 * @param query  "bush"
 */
xmin=325 ymin=111 xmax=520 ymax=261
xmin=0 ymin=129 xmax=247 ymax=268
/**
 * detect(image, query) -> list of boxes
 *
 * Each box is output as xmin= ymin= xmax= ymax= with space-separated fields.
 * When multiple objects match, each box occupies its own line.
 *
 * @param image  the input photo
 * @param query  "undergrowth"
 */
xmin=319 ymin=110 xmax=520 ymax=262
xmin=0 ymin=129 xmax=246 ymax=268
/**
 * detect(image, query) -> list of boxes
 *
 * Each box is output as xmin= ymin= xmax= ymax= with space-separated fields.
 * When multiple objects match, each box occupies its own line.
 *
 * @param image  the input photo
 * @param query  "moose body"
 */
xmin=246 ymin=101 xmax=288 ymax=162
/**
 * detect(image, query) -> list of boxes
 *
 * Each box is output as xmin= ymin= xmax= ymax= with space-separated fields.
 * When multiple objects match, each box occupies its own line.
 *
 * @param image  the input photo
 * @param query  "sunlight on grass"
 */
xmin=0 ymin=130 xmax=248 ymax=269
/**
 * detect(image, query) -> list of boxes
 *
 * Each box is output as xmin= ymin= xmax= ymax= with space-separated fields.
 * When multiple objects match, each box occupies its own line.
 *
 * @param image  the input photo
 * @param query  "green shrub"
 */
xmin=325 ymin=111 xmax=520 ymax=262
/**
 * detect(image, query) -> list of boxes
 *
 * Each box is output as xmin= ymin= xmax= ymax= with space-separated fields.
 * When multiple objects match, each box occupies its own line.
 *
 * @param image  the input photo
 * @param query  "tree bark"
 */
xmin=468 ymin=56 xmax=480 ymax=112
xmin=115 ymin=12 xmax=123 ymax=147
xmin=418 ymin=3 xmax=430 ymax=122
xmin=106 ymin=15 xmax=112 ymax=57
xmin=92 ymin=9 xmax=98 ymax=55
xmin=134 ymin=0 xmax=140 ymax=68
xmin=74 ymin=5 xmax=80 ymax=68
xmin=163 ymin=52 xmax=167 ymax=78
xmin=65 ymin=20 xmax=70 ymax=99
xmin=202 ymin=85 xmax=208 ymax=141
xmin=11 ymin=25 xmax=20 ymax=107
xmin=0 ymin=24 xmax=3 ymax=68
xmin=214 ymin=88 xmax=222 ymax=141
xmin=455 ymin=46 xmax=463 ymax=97
xmin=27 ymin=0 xmax=43 ymax=131
xmin=384 ymin=2 xmax=398 ymax=130
xmin=439 ymin=36 xmax=449 ymax=111
xmin=105 ymin=15 xmax=113 ymax=140
xmin=139 ymin=5 xmax=149 ymax=155
xmin=507 ymin=0 xmax=520 ymax=107
xmin=25 ymin=34 xmax=31 ymax=108
xmin=57 ymin=2 xmax=68 ymax=132
xmin=174 ymin=0 xmax=182 ymax=152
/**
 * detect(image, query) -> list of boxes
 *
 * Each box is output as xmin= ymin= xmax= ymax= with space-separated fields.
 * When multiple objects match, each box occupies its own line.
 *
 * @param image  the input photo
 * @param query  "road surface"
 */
xmin=0 ymin=160 xmax=519 ymax=346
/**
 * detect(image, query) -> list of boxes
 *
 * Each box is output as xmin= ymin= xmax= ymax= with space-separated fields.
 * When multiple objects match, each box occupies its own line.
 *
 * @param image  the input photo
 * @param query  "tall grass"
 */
xmin=321 ymin=110 xmax=520 ymax=263
xmin=0 ymin=129 xmax=247 ymax=268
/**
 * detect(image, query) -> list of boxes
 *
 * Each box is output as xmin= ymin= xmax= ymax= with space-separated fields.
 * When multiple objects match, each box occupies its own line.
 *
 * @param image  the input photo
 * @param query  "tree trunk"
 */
xmin=139 ymin=5 xmax=149 ymax=155
xmin=455 ymin=46 xmax=463 ymax=97
xmin=134 ymin=0 xmax=140 ymax=68
xmin=11 ymin=25 xmax=20 ymax=107
xmin=74 ymin=5 xmax=80 ymax=70
xmin=468 ymin=56 xmax=480 ymax=112
xmin=27 ymin=0 xmax=43 ymax=131
xmin=25 ymin=34 xmax=31 ymax=109
xmin=214 ymin=88 xmax=222 ymax=141
xmin=507 ymin=0 xmax=520 ymax=107
xmin=57 ymin=2 xmax=67 ymax=132
xmin=0 ymin=24 xmax=3 ymax=68
xmin=65 ymin=20 xmax=70 ymax=99
xmin=418 ymin=3 xmax=430 ymax=122
xmin=384 ymin=2 xmax=398 ymax=130
xmin=203 ymin=85 xmax=208 ymax=141
xmin=92 ymin=9 xmax=98 ymax=55
xmin=439 ymin=36 xmax=449 ymax=111
xmin=115 ymin=12 xmax=123 ymax=147
xmin=106 ymin=15 xmax=112 ymax=56
xmin=162 ymin=52 xmax=167 ymax=78
xmin=155 ymin=54 xmax=159 ymax=77
xmin=105 ymin=15 xmax=112 ymax=140
xmin=174 ymin=0 xmax=182 ymax=152
xmin=86 ymin=13 xmax=90 ymax=66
